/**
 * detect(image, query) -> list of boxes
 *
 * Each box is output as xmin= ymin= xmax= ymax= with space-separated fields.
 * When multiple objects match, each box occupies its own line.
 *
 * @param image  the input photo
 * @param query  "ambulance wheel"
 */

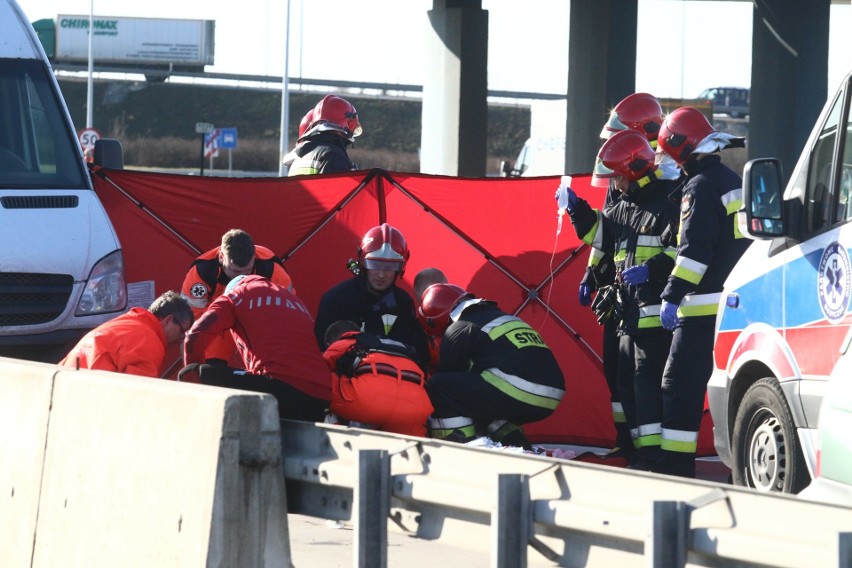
xmin=731 ymin=377 xmax=809 ymax=494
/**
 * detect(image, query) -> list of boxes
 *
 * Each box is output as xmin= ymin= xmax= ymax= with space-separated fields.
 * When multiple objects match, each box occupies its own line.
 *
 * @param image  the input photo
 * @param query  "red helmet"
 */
xmin=600 ymin=92 xmax=663 ymax=141
xmin=591 ymin=129 xmax=657 ymax=188
xmin=656 ymin=107 xmax=716 ymax=165
xmin=307 ymin=95 xmax=362 ymax=140
xmin=297 ymin=108 xmax=314 ymax=140
xmin=358 ymin=223 xmax=409 ymax=274
xmin=418 ymin=283 xmax=472 ymax=337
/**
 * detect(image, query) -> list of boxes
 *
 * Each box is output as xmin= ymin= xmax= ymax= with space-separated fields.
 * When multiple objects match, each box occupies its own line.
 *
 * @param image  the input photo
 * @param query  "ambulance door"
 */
xmin=785 ymin=78 xmax=852 ymax=428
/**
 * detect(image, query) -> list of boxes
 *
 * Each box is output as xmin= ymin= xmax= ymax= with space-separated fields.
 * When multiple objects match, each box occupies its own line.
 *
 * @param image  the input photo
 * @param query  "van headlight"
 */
xmin=76 ymin=250 xmax=127 ymax=315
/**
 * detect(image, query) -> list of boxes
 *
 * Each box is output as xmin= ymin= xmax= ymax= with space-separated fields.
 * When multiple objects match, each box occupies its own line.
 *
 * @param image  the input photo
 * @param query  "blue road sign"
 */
xmin=219 ymin=127 xmax=238 ymax=149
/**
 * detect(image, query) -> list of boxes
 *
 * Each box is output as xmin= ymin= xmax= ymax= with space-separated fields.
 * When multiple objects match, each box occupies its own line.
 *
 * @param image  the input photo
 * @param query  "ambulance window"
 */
xmin=838 ymin=101 xmax=852 ymax=223
xmin=806 ymin=91 xmax=843 ymax=233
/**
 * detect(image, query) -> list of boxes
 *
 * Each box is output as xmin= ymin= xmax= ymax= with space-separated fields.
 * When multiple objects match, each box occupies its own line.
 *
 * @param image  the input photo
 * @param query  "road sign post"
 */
xmin=196 ymin=122 xmax=214 ymax=175
xmin=219 ymin=128 xmax=237 ymax=176
xmin=77 ymin=127 xmax=101 ymax=162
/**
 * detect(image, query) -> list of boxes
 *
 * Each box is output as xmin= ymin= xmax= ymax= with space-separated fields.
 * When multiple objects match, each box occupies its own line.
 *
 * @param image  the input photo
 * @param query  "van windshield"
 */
xmin=0 ymin=58 xmax=88 ymax=189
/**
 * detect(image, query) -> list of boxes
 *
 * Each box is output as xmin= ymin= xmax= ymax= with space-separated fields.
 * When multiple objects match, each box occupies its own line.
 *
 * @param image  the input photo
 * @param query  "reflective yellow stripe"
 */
xmin=635 ymin=245 xmax=666 ymax=263
xmin=721 ymin=188 xmax=743 ymax=215
xmin=676 ymin=292 xmax=721 ymax=318
xmin=483 ymin=317 xmax=548 ymax=349
xmin=587 ymin=246 xmax=606 ymax=268
xmin=581 ymin=211 xmax=604 ymax=249
xmin=664 ymin=247 xmax=677 ymax=260
xmin=429 ymin=416 xmax=474 ymax=430
xmin=636 ymin=434 xmax=662 ymax=448
xmin=612 ymin=402 xmax=626 ymax=423
xmin=672 ymin=255 xmax=708 ymax=285
xmin=638 ymin=304 xmax=664 ymax=328
xmin=661 ymin=428 xmax=698 ymax=453
xmin=482 ymin=368 xmax=564 ymax=409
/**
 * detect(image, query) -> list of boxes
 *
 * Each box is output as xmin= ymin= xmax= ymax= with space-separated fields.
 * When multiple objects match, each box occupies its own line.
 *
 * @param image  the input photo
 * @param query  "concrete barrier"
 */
xmin=0 ymin=357 xmax=292 ymax=568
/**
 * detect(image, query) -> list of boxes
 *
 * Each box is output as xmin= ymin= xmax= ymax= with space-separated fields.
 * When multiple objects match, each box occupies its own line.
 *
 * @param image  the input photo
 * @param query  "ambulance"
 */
xmin=0 ymin=0 xmax=126 ymax=361
xmin=708 ymin=68 xmax=852 ymax=494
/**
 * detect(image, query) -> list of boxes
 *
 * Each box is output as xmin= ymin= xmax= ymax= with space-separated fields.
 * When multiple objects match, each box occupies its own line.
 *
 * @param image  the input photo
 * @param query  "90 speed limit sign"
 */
xmin=77 ymin=127 xmax=102 ymax=150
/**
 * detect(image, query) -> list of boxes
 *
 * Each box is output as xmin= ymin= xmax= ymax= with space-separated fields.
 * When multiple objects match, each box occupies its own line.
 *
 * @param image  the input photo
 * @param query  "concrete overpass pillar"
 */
xmin=750 ymin=0 xmax=830 ymax=182
xmin=421 ymin=0 xmax=488 ymax=176
xmin=565 ymin=0 xmax=637 ymax=174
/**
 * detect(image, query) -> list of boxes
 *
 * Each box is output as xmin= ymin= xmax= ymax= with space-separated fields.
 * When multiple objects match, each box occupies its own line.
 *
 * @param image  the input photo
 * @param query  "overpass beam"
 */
xmin=750 ymin=0 xmax=830 ymax=182
xmin=421 ymin=0 xmax=488 ymax=176
xmin=565 ymin=0 xmax=637 ymax=174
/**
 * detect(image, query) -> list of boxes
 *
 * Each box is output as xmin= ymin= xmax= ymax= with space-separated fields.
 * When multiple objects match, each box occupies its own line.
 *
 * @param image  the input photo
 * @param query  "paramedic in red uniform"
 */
xmin=654 ymin=107 xmax=750 ymax=477
xmin=180 ymin=228 xmax=294 ymax=364
xmin=60 ymin=291 xmax=194 ymax=378
xmin=313 ymin=223 xmax=430 ymax=367
xmin=562 ymin=129 xmax=681 ymax=470
xmin=180 ymin=274 xmax=331 ymax=422
xmin=322 ymin=320 xmax=433 ymax=436
xmin=418 ymin=283 xmax=565 ymax=449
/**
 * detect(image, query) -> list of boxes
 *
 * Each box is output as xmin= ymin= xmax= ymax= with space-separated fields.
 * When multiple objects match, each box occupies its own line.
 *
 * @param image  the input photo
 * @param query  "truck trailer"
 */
xmin=32 ymin=15 xmax=215 ymax=79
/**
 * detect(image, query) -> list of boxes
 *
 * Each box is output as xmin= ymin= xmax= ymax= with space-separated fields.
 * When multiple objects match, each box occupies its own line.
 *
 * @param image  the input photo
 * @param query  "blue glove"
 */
xmin=578 ymin=283 xmax=592 ymax=306
xmin=556 ymin=183 xmax=579 ymax=213
xmin=660 ymin=300 xmax=679 ymax=331
xmin=622 ymin=264 xmax=650 ymax=286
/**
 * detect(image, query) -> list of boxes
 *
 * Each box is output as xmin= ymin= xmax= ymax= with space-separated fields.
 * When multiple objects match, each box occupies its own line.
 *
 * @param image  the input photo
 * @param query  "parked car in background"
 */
xmin=698 ymin=87 xmax=750 ymax=118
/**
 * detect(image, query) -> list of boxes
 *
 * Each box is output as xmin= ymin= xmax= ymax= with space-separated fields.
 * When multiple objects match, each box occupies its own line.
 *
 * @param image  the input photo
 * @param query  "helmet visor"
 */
xmin=591 ymin=157 xmax=615 ymax=187
xmin=599 ymin=112 xmax=627 ymax=140
xmin=364 ymin=258 xmax=403 ymax=272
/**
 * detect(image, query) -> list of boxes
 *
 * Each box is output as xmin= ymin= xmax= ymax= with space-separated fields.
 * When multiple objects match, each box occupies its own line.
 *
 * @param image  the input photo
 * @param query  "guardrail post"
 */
xmin=493 ymin=473 xmax=530 ymax=568
xmin=648 ymin=500 xmax=689 ymax=568
xmin=837 ymin=532 xmax=852 ymax=567
xmin=356 ymin=449 xmax=389 ymax=568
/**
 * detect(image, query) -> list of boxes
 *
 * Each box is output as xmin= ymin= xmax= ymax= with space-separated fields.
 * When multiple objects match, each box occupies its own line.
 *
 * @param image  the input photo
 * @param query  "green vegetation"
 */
xmin=57 ymin=78 xmax=530 ymax=174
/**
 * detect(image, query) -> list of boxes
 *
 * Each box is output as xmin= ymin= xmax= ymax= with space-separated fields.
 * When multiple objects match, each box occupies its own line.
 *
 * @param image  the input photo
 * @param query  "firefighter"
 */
xmin=282 ymin=107 xmax=315 ymax=171
xmin=562 ymin=128 xmax=681 ymax=469
xmin=322 ymin=319 xmax=433 ymax=437
xmin=180 ymin=275 xmax=331 ymax=422
xmin=654 ymin=106 xmax=750 ymax=477
xmin=180 ymin=228 xmax=294 ymax=364
xmin=579 ymin=92 xmax=678 ymax=461
xmin=418 ymin=283 xmax=565 ymax=449
xmin=288 ymin=94 xmax=361 ymax=175
xmin=313 ymin=223 xmax=430 ymax=366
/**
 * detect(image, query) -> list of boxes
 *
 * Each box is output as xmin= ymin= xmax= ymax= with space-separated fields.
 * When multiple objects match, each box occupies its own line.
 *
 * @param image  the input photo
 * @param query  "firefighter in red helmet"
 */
xmin=314 ymin=223 xmax=430 ymax=367
xmin=287 ymin=94 xmax=361 ymax=176
xmin=576 ymin=92 xmax=681 ymax=463
xmin=651 ymin=106 xmax=748 ymax=478
xmin=563 ymin=129 xmax=682 ymax=469
xmin=418 ymin=283 xmax=565 ymax=449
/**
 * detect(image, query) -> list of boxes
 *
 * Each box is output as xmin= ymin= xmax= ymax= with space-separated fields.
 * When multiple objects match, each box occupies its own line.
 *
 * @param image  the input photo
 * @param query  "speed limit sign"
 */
xmin=77 ymin=127 xmax=102 ymax=150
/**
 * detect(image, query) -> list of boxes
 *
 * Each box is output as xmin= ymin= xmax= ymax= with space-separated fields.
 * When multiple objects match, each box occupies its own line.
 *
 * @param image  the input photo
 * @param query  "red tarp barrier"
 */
xmin=92 ymin=167 xmax=714 ymax=452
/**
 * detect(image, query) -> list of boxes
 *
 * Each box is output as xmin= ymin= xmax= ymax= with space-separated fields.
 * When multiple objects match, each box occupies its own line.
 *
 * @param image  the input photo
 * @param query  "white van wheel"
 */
xmin=731 ymin=377 xmax=809 ymax=493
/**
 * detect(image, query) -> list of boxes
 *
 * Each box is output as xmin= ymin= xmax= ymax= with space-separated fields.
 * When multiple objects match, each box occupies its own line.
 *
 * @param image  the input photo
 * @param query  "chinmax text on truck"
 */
xmin=708 ymin=66 xmax=852 ymax=495
xmin=0 ymin=0 xmax=126 ymax=360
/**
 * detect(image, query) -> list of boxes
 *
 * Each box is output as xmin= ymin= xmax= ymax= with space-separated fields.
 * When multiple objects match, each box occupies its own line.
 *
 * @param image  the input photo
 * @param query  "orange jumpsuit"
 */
xmin=59 ymin=308 xmax=167 ymax=378
xmin=180 ymin=245 xmax=293 ymax=361
xmin=323 ymin=331 xmax=433 ymax=437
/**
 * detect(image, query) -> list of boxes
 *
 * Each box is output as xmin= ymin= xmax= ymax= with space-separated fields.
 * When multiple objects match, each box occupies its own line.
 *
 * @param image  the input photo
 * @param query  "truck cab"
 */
xmin=0 ymin=0 xmax=126 ymax=361
xmin=709 ymin=69 xmax=852 ymax=494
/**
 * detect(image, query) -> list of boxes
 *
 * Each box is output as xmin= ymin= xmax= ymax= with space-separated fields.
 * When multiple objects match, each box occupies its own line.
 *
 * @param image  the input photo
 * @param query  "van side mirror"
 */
xmin=93 ymin=139 xmax=124 ymax=170
xmin=742 ymin=158 xmax=785 ymax=238
xmin=499 ymin=160 xmax=513 ymax=178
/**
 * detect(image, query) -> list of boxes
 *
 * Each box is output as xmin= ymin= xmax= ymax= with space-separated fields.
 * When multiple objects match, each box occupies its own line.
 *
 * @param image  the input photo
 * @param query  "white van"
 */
xmin=0 ymin=0 xmax=126 ymax=361
xmin=708 ymin=68 xmax=852 ymax=494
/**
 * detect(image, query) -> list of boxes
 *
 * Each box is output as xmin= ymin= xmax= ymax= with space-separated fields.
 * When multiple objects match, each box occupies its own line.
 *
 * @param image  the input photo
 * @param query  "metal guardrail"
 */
xmin=280 ymin=420 xmax=852 ymax=568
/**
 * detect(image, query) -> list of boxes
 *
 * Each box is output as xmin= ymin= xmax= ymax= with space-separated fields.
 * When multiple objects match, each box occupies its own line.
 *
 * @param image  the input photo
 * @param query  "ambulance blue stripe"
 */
xmin=718 ymin=248 xmax=852 ymax=332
